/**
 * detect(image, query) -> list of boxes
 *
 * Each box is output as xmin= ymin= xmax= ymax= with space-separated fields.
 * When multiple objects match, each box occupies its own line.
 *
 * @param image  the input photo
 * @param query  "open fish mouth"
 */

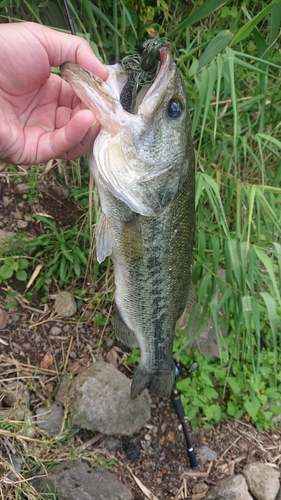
xmin=60 ymin=44 xmax=176 ymax=123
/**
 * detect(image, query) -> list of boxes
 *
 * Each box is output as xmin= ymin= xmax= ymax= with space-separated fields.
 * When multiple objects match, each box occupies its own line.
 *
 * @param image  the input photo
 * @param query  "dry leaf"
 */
xmin=68 ymin=359 xmax=88 ymax=375
xmin=40 ymin=352 xmax=54 ymax=369
xmin=106 ymin=347 xmax=120 ymax=369
xmin=128 ymin=467 xmax=160 ymax=500
xmin=0 ymin=309 xmax=9 ymax=329
xmin=26 ymin=264 xmax=44 ymax=290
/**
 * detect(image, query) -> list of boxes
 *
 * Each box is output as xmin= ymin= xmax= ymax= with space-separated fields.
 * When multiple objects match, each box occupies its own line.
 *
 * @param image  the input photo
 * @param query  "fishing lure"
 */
xmin=120 ymin=39 xmax=165 ymax=113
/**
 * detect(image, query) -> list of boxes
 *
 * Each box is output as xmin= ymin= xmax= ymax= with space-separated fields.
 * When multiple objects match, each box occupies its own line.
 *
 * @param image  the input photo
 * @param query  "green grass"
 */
xmin=0 ymin=0 xmax=281 ymax=430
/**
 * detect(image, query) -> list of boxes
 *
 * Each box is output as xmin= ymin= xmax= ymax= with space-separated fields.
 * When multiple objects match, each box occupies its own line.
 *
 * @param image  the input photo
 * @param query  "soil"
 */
xmin=0 ymin=164 xmax=280 ymax=500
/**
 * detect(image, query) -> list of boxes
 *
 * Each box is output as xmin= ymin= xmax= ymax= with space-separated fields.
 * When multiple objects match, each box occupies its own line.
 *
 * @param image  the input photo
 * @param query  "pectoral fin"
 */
xmin=95 ymin=213 xmax=112 ymax=263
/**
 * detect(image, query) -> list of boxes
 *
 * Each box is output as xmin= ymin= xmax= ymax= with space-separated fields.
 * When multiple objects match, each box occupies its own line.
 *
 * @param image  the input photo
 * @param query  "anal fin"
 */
xmin=113 ymin=307 xmax=139 ymax=349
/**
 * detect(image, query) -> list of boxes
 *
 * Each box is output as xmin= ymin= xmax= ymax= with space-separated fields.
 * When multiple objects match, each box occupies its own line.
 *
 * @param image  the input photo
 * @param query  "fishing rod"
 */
xmin=63 ymin=0 xmax=76 ymax=35
xmin=172 ymin=360 xmax=199 ymax=468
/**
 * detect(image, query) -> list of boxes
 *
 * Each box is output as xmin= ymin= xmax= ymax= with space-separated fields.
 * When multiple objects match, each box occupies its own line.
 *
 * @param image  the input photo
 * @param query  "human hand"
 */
xmin=0 ymin=22 xmax=109 ymax=165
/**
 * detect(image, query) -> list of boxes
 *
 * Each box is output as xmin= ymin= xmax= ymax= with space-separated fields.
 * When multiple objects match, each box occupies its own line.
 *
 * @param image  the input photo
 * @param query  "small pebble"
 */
xmin=49 ymin=326 xmax=62 ymax=336
xmin=161 ymin=423 xmax=167 ymax=434
xmin=17 ymin=220 xmax=28 ymax=229
xmin=105 ymin=437 xmax=120 ymax=452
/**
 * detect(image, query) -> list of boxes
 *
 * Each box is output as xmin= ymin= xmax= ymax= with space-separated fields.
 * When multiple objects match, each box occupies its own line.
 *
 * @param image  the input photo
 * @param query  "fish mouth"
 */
xmin=60 ymin=46 xmax=175 ymax=123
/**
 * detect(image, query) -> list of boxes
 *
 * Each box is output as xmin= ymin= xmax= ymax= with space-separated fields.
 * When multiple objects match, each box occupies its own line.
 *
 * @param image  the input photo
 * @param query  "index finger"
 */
xmin=25 ymin=22 xmax=109 ymax=81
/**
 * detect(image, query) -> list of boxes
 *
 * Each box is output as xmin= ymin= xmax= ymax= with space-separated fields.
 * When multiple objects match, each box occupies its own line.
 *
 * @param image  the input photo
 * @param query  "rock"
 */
xmin=178 ymin=304 xmax=220 ymax=358
xmin=275 ymin=485 xmax=281 ymax=500
xmin=12 ymin=210 xmax=23 ymax=220
xmin=71 ymin=362 xmax=151 ymax=436
xmin=35 ymin=403 xmax=64 ymax=436
xmin=17 ymin=220 xmax=28 ymax=229
xmin=32 ymin=460 xmax=133 ymax=500
xmin=15 ymin=183 xmax=30 ymax=194
xmin=51 ymin=184 xmax=69 ymax=199
xmin=6 ymin=453 xmax=24 ymax=481
xmin=0 ymin=229 xmax=14 ymax=244
xmin=205 ymin=474 xmax=253 ymax=500
xmin=123 ymin=436 xmax=142 ymax=461
xmin=243 ymin=463 xmax=280 ymax=500
xmin=55 ymin=374 xmax=71 ymax=404
xmin=178 ymin=268 xmax=226 ymax=358
xmin=3 ymin=196 xmax=10 ymax=207
xmin=49 ymin=325 xmax=62 ymax=336
xmin=54 ymin=291 xmax=77 ymax=318
xmin=105 ymin=436 xmax=121 ymax=452
xmin=1 ymin=380 xmax=29 ymax=407
xmin=198 ymin=445 xmax=218 ymax=463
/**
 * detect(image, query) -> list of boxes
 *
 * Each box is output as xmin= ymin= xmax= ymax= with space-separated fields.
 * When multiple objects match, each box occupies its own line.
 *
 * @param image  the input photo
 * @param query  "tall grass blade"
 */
xmin=230 ymin=0 xmax=280 ymax=46
xmin=168 ymin=0 xmax=230 ymax=36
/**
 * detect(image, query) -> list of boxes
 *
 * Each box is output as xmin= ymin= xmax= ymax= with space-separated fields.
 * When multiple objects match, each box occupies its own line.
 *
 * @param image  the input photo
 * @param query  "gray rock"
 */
xmin=205 ymin=474 xmax=253 ymax=500
xmin=1 ymin=380 xmax=29 ymax=407
xmin=51 ymin=184 xmax=69 ymax=200
xmin=3 ymin=196 xmax=10 ymax=207
xmin=105 ymin=436 xmax=121 ymax=452
xmin=178 ymin=304 xmax=220 ymax=358
xmin=55 ymin=374 xmax=71 ymax=404
xmin=243 ymin=463 xmax=280 ymax=500
xmin=15 ymin=183 xmax=30 ymax=194
xmin=32 ymin=460 xmax=133 ymax=500
xmin=17 ymin=220 xmax=28 ymax=229
xmin=198 ymin=445 xmax=218 ymax=463
xmin=35 ymin=403 xmax=64 ymax=436
xmin=275 ymin=485 xmax=281 ymax=500
xmin=178 ymin=267 xmax=227 ymax=358
xmin=71 ymin=362 xmax=151 ymax=436
xmin=0 ymin=229 xmax=14 ymax=244
xmin=49 ymin=325 xmax=62 ymax=336
xmin=54 ymin=291 xmax=77 ymax=318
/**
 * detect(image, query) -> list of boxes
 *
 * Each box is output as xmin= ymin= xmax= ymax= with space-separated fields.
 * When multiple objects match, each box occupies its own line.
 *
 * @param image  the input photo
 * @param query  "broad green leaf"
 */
xmin=18 ymin=258 xmax=29 ymax=270
xmin=198 ymin=30 xmax=233 ymax=69
xmin=204 ymin=387 xmax=219 ymax=400
xmin=227 ymin=376 xmax=241 ymax=394
xmin=16 ymin=269 xmax=27 ymax=281
xmin=0 ymin=265 xmax=14 ymax=280
xmin=244 ymin=396 xmax=260 ymax=420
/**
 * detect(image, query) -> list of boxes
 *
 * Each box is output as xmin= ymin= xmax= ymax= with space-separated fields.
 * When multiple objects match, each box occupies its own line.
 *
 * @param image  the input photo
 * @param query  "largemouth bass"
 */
xmin=61 ymin=45 xmax=196 ymax=399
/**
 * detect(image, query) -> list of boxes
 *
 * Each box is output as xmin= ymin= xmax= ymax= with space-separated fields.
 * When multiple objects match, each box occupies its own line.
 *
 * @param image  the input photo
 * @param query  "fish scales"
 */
xmin=60 ymin=45 xmax=196 ymax=399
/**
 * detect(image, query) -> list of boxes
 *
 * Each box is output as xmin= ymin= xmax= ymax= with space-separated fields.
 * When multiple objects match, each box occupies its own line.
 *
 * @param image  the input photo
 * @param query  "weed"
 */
xmin=0 ymin=256 xmax=29 ymax=282
xmin=27 ymin=216 xmax=91 ymax=290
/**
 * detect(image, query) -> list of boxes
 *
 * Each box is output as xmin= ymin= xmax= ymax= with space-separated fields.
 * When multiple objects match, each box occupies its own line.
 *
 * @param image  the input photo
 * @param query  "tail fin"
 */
xmin=131 ymin=366 xmax=175 ymax=399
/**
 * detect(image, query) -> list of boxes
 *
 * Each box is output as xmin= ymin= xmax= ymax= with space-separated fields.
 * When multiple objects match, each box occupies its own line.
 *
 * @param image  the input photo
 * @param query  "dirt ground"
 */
xmin=0 ymin=165 xmax=280 ymax=500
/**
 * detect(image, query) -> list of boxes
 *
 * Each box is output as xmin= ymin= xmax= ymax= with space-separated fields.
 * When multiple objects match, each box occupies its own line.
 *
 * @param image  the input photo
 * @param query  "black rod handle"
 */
xmin=171 ymin=391 xmax=198 ymax=468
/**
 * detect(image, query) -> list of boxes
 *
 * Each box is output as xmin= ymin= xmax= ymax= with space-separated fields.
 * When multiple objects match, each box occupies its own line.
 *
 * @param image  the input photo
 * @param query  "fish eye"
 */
xmin=167 ymin=98 xmax=183 ymax=120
